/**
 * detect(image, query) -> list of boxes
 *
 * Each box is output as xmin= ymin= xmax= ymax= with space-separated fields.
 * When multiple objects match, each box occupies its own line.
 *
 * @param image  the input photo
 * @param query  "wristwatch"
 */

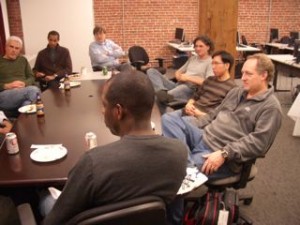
xmin=220 ymin=150 xmax=228 ymax=159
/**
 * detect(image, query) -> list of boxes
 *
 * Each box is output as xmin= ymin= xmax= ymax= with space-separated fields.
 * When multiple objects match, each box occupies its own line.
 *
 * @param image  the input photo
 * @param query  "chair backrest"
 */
xmin=66 ymin=196 xmax=167 ymax=225
xmin=128 ymin=45 xmax=149 ymax=66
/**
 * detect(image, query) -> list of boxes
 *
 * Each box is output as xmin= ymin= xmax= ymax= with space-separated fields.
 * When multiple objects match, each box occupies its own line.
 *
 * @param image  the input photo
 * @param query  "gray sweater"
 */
xmin=44 ymin=135 xmax=188 ymax=225
xmin=196 ymin=86 xmax=282 ymax=172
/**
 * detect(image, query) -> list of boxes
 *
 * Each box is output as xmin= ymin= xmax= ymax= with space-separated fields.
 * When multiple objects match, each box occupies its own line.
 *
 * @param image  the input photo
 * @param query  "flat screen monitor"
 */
xmin=236 ymin=32 xmax=241 ymax=46
xmin=175 ymin=28 xmax=184 ymax=42
xmin=289 ymin=31 xmax=299 ymax=46
xmin=270 ymin=28 xmax=279 ymax=42
xmin=294 ymin=39 xmax=300 ymax=63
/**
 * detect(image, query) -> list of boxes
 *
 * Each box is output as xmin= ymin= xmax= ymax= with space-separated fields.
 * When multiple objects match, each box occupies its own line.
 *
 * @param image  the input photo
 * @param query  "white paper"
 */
xmin=177 ymin=167 xmax=208 ymax=195
xmin=288 ymin=93 xmax=300 ymax=136
xmin=31 ymin=144 xmax=62 ymax=149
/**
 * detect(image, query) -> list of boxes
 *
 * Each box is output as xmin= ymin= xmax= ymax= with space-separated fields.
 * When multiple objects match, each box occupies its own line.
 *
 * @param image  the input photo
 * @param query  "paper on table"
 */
xmin=177 ymin=167 xmax=208 ymax=195
xmin=31 ymin=144 xmax=62 ymax=149
xmin=48 ymin=187 xmax=62 ymax=200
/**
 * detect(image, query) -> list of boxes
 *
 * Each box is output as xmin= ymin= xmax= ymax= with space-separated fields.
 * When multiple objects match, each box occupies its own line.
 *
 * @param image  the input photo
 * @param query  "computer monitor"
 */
xmin=289 ymin=31 xmax=299 ymax=47
xmin=270 ymin=28 xmax=279 ymax=42
xmin=175 ymin=28 xmax=184 ymax=42
xmin=236 ymin=31 xmax=241 ymax=46
xmin=294 ymin=39 xmax=300 ymax=63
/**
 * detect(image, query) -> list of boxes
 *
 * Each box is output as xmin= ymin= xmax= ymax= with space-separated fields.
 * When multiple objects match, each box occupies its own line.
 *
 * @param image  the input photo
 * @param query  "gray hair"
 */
xmin=6 ymin=36 xmax=23 ymax=47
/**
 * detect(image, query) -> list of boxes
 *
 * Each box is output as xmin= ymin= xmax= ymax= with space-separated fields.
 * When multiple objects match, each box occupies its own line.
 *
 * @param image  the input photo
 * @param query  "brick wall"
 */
xmin=238 ymin=0 xmax=300 ymax=44
xmin=6 ymin=0 xmax=23 ymax=41
xmin=5 ymin=0 xmax=300 ymax=60
xmin=93 ymin=0 xmax=199 ymax=64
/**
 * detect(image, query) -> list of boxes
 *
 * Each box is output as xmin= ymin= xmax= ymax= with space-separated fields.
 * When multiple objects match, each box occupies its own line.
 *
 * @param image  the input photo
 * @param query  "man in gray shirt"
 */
xmin=162 ymin=53 xmax=282 ymax=179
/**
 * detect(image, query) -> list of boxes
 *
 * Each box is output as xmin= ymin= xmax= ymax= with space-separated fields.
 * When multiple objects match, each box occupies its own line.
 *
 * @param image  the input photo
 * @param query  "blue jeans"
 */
xmin=162 ymin=110 xmax=235 ymax=179
xmin=147 ymin=68 xmax=193 ymax=102
xmin=0 ymin=86 xmax=40 ymax=111
xmin=162 ymin=110 xmax=237 ymax=225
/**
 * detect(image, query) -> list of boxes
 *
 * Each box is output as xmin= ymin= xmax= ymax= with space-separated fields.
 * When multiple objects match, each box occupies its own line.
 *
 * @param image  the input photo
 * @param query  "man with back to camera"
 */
xmin=89 ymin=25 xmax=132 ymax=72
xmin=0 ymin=36 xmax=40 ymax=113
xmin=163 ymin=53 xmax=282 ymax=223
xmin=33 ymin=30 xmax=72 ymax=91
xmin=42 ymin=71 xmax=188 ymax=225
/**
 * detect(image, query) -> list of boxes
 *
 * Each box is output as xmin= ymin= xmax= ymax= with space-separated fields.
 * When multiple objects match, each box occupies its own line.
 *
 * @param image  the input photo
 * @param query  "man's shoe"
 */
xmin=156 ymin=90 xmax=174 ymax=104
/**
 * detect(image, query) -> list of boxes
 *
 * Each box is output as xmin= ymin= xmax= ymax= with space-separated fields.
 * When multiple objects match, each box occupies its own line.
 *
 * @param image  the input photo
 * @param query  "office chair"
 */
xmin=183 ymin=159 xmax=257 ymax=225
xmin=17 ymin=196 xmax=167 ymax=225
xmin=128 ymin=45 xmax=166 ymax=74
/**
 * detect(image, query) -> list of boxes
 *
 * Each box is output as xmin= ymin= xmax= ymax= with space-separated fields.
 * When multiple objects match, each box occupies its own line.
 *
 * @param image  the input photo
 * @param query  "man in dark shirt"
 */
xmin=43 ymin=71 xmax=187 ymax=224
xmin=33 ymin=30 xmax=72 ymax=91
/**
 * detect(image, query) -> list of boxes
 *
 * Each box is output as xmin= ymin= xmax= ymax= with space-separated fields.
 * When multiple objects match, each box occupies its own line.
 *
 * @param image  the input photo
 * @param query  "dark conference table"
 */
xmin=0 ymin=79 xmax=162 ymax=187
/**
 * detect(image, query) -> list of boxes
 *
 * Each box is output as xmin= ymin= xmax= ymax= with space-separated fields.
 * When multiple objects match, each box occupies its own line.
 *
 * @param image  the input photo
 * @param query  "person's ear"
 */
xmin=114 ymin=104 xmax=124 ymax=120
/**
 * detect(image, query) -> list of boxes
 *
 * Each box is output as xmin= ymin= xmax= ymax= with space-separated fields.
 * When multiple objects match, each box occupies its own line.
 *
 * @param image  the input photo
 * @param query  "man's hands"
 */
xmin=201 ymin=150 xmax=225 ymax=175
xmin=184 ymin=101 xmax=206 ymax=117
xmin=0 ymin=120 xmax=13 ymax=134
xmin=4 ymin=81 xmax=25 ymax=90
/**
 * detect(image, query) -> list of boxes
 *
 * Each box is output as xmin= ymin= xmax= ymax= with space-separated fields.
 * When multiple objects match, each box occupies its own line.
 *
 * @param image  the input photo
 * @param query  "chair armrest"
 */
xmin=17 ymin=203 xmax=37 ymax=225
xmin=154 ymin=58 xmax=165 ymax=67
xmin=234 ymin=159 xmax=257 ymax=189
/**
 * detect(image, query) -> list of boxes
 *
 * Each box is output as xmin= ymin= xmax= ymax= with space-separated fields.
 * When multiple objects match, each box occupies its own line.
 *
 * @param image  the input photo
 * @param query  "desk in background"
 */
xmin=267 ymin=54 xmax=300 ymax=91
xmin=0 ymin=80 xmax=162 ymax=188
xmin=265 ymin=43 xmax=297 ymax=54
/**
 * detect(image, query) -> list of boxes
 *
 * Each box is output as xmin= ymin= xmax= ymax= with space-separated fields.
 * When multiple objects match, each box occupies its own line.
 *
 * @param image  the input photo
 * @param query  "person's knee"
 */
xmin=26 ymin=86 xmax=41 ymax=94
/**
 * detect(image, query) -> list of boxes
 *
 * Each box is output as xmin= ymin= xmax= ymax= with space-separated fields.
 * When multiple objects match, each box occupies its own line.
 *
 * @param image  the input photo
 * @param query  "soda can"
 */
xmin=6 ymin=132 xmax=19 ymax=154
xmin=85 ymin=132 xmax=98 ymax=150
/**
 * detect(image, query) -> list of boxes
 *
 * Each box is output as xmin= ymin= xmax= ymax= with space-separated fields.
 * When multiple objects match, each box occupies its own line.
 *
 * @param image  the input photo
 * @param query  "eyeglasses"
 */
xmin=212 ymin=62 xmax=224 ymax=66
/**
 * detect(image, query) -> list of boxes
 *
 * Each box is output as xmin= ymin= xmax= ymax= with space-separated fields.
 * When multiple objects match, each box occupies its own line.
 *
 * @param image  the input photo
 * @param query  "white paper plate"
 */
xmin=59 ymin=81 xmax=81 ymax=89
xmin=18 ymin=104 xmax=37 ymax=114
xmin=30 ymin=146 xmax=68 ymax=162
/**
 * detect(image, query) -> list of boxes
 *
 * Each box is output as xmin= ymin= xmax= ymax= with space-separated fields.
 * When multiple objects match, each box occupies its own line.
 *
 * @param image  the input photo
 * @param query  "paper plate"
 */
xmin=30 ymin=146 xmax=68 ymax=163
xmin=59 ymin=81 xmax=81 ymax=89
xmin=18 ymin=104 xmax=37 ymax=114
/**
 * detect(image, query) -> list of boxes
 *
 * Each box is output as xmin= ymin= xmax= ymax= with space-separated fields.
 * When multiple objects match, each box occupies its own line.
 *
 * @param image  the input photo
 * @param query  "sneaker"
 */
xmin=177 ymin=167 xmax=208 ymax=195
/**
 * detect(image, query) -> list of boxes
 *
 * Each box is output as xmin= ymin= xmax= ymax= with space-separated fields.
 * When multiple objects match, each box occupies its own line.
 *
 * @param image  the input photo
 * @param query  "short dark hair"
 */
xmin=193 ymin=35 xmax=215 ymax=55
xmin=212 ymin=50 xmax=234 ymax=72
xmin=93 ymin=26 xmax=106 ymax=35
xmin=47 ymin=30 xmax=60 ymax=40
xmin=104 ymin=71 xmax=155 ymax=120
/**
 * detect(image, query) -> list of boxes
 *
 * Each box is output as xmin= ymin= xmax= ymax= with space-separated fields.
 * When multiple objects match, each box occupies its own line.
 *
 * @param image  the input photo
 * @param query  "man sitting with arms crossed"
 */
xmin=42 ymin=71 xmax=188 ymax=225
xmin=89 ymin=25 xmax=132 ymax=72
xmin=162 ymin=53 xmax=282 ymax=223
xmin=174 ymin=50 xmax=236 ymax=120
xmin=0 ymin=36 xmax=40 ymax=114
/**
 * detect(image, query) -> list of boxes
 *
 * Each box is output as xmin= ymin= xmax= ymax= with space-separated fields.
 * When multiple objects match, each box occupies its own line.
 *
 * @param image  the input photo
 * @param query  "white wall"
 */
xmin=1 ymin=0 xmax=10 ymax=38
xmin=20 ymin=0 xmax=94 ymax=72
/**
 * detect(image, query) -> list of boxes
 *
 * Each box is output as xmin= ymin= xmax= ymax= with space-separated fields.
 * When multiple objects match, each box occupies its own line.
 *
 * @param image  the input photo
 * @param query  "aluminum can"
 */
xmin=85 ymin=132 xmax=98 ymax=150
xmin=6 ymin=132 xmax=19 ymax=154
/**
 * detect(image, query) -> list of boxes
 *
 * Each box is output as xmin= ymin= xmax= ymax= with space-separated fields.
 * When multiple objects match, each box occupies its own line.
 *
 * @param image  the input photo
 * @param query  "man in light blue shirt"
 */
xmin=89 ymin=26 xmax=132 ymax=72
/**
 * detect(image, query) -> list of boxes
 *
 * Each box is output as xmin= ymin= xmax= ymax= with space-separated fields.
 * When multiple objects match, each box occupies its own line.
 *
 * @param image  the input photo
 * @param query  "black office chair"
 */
xmin=183 ymin=159 xmax=257 ymax=225
xmin=17 ymin=196 xmax=167 ymax=225
xmin=128 ymin=45 xmax=166 ymax=74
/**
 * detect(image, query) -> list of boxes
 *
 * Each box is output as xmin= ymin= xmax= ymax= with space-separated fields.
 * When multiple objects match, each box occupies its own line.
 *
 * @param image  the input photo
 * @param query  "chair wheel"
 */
xmin=243 ymin=198 xmax=253 ymax=205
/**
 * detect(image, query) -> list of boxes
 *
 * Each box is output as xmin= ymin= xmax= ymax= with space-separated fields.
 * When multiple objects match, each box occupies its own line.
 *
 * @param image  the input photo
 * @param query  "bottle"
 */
xmin=36 ymin=93 xmax=45 ymax=117
xmin=64 ymin=74 xmax=71 ymax=91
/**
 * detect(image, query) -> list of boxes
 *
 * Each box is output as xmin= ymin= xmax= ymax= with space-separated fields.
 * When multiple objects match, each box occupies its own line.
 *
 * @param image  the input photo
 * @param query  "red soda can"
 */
xmin=6 ymin=132 xmax=19 ymax=154
xmin=85 ymin=132 xmax=98 ymax=150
